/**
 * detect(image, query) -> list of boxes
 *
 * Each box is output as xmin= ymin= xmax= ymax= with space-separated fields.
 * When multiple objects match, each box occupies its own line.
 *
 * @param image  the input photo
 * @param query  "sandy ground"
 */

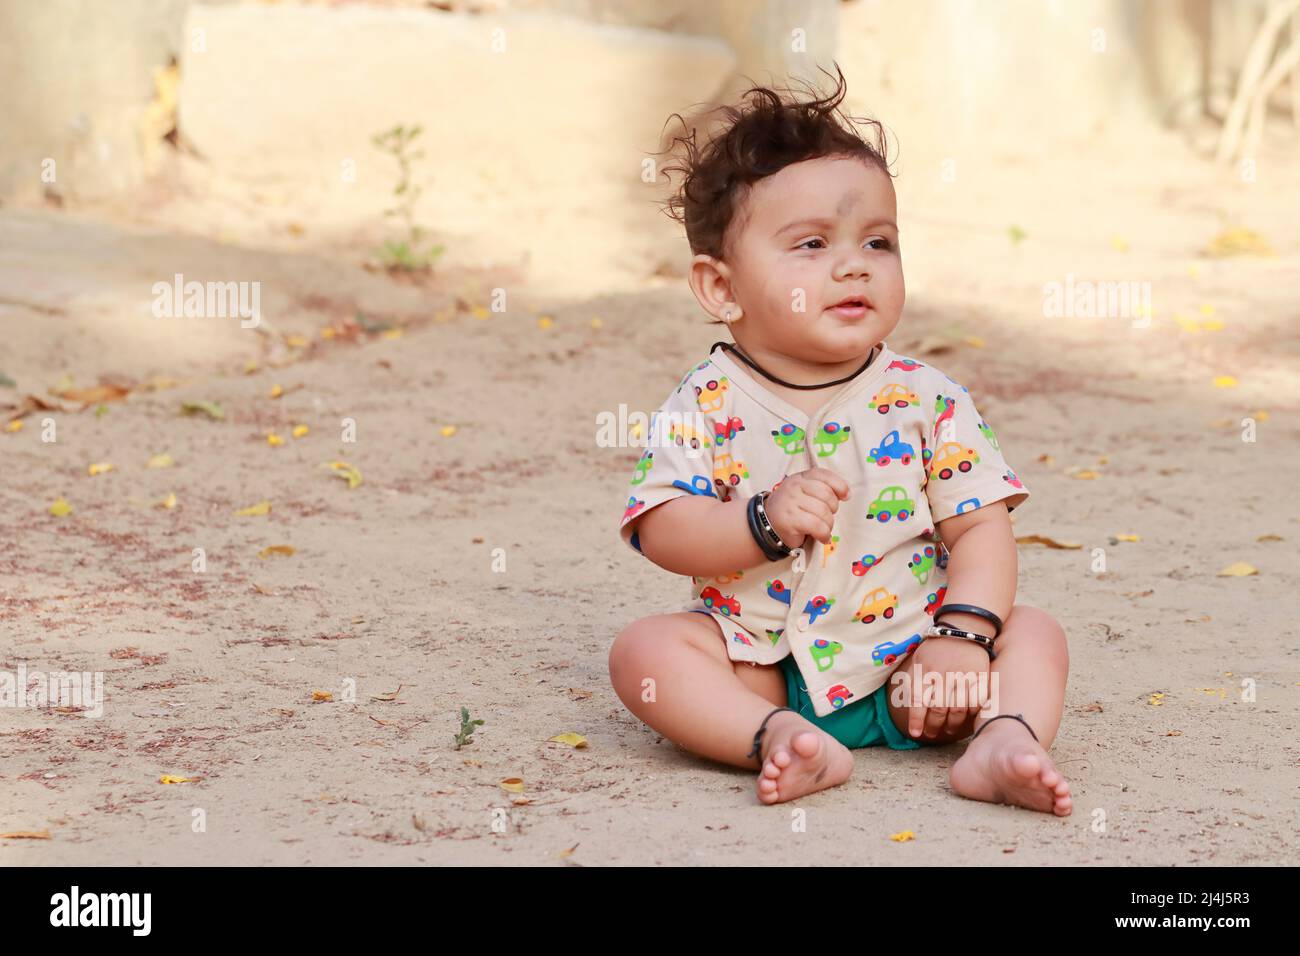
xmin=2 ymin=120 xmax=1298 ymax=865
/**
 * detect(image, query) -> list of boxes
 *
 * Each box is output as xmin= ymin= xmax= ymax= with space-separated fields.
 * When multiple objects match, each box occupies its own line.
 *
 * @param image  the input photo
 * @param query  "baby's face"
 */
xmin=718 ymin=155 xmax=904 ymax=364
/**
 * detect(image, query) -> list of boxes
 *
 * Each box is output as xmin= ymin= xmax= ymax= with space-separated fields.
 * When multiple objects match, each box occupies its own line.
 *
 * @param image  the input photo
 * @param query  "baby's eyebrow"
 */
xmin=774 ymin=216 xmax=898 ymax=237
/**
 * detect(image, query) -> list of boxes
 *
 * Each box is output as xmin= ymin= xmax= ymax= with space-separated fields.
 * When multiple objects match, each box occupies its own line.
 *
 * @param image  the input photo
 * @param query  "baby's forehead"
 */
xmin=741 ymin=159 xmax=895 ymax=229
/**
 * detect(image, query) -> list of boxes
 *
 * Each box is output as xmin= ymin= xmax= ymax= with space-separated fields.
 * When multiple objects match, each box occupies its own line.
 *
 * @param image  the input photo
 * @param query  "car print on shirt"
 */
xmin=872 ymin=633 xmax=922 ymax=666
xmin=675 ymin=360 xmax=712 ymax=393
xmin=1003 ymin=468 xmax=1024 ymax=489
xmin=712 ymin=452 xmax=749 ymax=496
xmin=826 ymin=684 xmax=854 ymax=710
xmin=868 ymin=383 xmax=919 ymax=414
xmin=670 ymin=475 xmax=718 ymax=498
xmin=694 ymin=377 xmax=729 ymax=414
xmin=732 ymin=630 xmax=753 ymax=647
xmin=929 ymin=441 xmax=980 ymax=480
xmin=886 ymin=357 xmax=924 ymax=373
xmin=700 ymin=587 xmax=740 ymax=617
xmin=924 ymin=585 xmax=948 ymax=616
xmin=908 ymin=544 xmax=937 ymax=585
xmin=813 ymin=421 xmax=851 ymax=457
xmin=867 ymin=485 xmax=915 ymax=522
xmin=767 ymin=579 xmax=792 ymax=605
xmin=630 ymin=450 xmax=653 ymax=486
xmin=765 ymin=627 xmax=784 ymax=646
xmin=622 ymin=496 xmax=645 ymax=522
xmin=771 ymin=423 xmax=806 ymax=455
xmin=668 ymin=420 xmax=708 ymax=450
xmin=867 ymin=429 xmax=915 ymax=466
xmin=714 ymin=415 xmax=745 ymax=446
xmin=853 ymin=586 xmax=898 ymax=624
xmin=803 ymin=595 xmax=834 ymax=626
xmin=851 ymin=553 xmax=880 ymax=576
xmin=809 ymin=637 xmax=843 ymax=672
xmin=978 ymin=419 xmax=1000 ymax=450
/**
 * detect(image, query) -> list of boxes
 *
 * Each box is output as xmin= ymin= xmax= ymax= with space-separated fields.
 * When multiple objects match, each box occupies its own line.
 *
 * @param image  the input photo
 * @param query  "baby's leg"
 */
xmin=608 ymin=611 xmax=853 ymax=803
xmin=886 ymin=603 xmax=1073 ymax=815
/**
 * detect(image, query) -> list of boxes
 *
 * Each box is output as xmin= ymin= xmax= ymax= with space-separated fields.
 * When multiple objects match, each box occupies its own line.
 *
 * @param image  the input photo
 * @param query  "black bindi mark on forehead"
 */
xmin=835 ymin=192 xmax=862 ymax=218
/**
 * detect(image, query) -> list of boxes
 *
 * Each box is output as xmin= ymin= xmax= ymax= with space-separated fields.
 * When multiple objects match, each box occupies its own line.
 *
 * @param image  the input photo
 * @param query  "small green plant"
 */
xmin=453 ymin=706 xmax=484 ymax=750
xmin=371 ymin=123 xmax=444 ymax=272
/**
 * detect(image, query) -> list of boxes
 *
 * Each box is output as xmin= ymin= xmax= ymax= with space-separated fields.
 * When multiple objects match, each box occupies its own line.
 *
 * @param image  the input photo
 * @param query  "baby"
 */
xmin=609 ymin=67 xmax=1072 ymax=814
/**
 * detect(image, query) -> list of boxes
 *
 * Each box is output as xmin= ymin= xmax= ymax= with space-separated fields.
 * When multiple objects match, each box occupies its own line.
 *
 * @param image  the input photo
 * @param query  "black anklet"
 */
xmin=749 ymin=705 xmax=797 ymax=762
xmin=970 ymin=712 xmax=1039 ymax=743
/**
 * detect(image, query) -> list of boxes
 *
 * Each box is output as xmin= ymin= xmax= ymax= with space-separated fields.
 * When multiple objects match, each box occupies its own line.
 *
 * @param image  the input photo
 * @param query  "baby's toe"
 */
xmin=791 ymin=731 xmax=822 ymax=759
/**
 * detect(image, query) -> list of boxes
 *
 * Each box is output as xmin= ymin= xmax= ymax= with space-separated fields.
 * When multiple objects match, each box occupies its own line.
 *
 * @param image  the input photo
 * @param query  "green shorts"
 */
xmin=779 ymin=654 xmax=920 ymax=751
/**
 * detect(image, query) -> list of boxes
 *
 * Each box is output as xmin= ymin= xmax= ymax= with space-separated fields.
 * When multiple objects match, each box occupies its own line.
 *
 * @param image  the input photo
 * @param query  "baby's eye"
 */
xmin=796 ymin=238 xmax=826 ymax=250
xmin=867 ymin=237 xmax=893 ymax=250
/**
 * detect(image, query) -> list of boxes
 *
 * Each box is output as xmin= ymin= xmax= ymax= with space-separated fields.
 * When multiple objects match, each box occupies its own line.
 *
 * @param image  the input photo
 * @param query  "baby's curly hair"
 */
xmin=657 ymin=63 xmax=894 ymax=263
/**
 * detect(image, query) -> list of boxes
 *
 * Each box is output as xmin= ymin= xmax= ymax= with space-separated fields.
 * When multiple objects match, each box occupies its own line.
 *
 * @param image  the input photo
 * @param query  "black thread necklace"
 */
xmin=709 ymin=341 xmax=879 ymax=390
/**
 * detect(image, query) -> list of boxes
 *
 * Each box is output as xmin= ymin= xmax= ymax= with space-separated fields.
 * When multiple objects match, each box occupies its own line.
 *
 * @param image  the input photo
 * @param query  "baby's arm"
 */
xmin=633 ymin=468 xmax=850 ymax=579
xmin=634 ymin=495 xmax=765 ymax=579
xmin=932 ymin=501 xmax=1017 ymax=636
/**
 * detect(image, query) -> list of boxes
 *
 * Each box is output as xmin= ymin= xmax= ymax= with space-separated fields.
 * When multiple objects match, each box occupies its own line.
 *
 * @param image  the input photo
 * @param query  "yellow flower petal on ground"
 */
xmin=499 ymin=778 xmax=525 ymax=793
xmin=49 ymin=497 xmax=73 ymax=517
xmin=440 ymin=425 xmax=456 ymax=438
xmin=1200 ymin=319 xmax=1223 ymax=332
xmin=537 ymin=316 xmax=553 ymax=329
xmin=548 ymin=732 xmax=589 ymax=748
xmin=1072 ymin=469 xmax=1101 ymax=480
xmin=234 ymin=500 xmax=272 ymax=516
xmin=471 ymin=306 xmax=490 ymax=320
xmin=964 ymin=336 xmax=985 ymax=348
xmin=312 ymin=690 xmax=333 ymax=702
xmin=259 ymin=545 xmax=295 ymax=559
xmin=1199 ymin=303 xmax=1215 ymax=315
xmin=323 ymin=461 xmax=362 ymax=489
xmin=269 ymin=384 xmax=284 ymax=399
xmin=1110 ymin=236 xmax=1129 ymax=252
xmin=88 ymin=462 xmax=114 ymax=476
xmin=244 ymin=358 xmax=259 ymax=374
xmin=1148 ymin=692 xmax=1165 ymax=706
xmin=159 ymin=775 xmax=192 ymax=785
xmin=382 ymin=328 xmax=403 ymax=340
xmin=159 ymin=492 xmax=177 ymax=510
xmin=1112 ymin=533 xmax=1140 ymax=542
xmin=1212 ymin=375 xmax=1237 ymax=388
xmin=1217 ymin=561 xmax=1258 ymax=577
xmin=321 ymin=326 xmax=336 ymax=339
xmin=590 ymin=316 xmax=603 ymax=328
xmin=266 ymin=432 xmax=285 ymax=447
xmin=1250 ymin=409 xmax=1270 ymax=422
xmin=889 ymin=831 xmax=915 ymax=842
xmin=4 ymin=419 xmax=22 ymax=432
xmin=285 ymin=334 xmax=308 ymax=348
xmin=292 ymin=424 xmax=309 ymax=438
xmin=146 ymin=453 xmax=174 ymax=469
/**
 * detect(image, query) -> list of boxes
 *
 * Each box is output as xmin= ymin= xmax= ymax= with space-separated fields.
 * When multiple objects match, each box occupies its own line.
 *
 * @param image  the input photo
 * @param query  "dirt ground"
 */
xmin=2 ymin=120 xmax=1298 ymax=865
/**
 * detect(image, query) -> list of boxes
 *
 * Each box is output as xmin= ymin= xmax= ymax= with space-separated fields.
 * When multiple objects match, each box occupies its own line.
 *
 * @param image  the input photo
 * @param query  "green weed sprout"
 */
xmin=453 ymin=706 xmax=484 ymax=750
xmin=371 ymin=123 xmax=444 ymax=272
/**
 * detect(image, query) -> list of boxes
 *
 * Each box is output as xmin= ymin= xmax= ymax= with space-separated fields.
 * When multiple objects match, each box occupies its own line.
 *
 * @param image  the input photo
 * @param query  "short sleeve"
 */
xmin=618 ymin=372 xmax=724 ymax=555
xmin=923 ymin=376 xmax=1029 ymax=524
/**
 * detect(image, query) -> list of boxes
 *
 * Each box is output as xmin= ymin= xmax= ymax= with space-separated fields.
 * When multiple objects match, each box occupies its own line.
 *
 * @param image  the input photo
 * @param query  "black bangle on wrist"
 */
xmin=747 ymin=492 xmax=791 ymax=562
xmin=933 ymin=603 xmax=1004 ymax=639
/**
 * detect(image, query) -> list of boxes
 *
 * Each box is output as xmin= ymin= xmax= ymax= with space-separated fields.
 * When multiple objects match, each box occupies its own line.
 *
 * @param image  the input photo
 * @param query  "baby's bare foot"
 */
xmin=755 ymin=711 xmax=853 ymax=805
xmin=949 ymin=717 xmax=1072 ymax=816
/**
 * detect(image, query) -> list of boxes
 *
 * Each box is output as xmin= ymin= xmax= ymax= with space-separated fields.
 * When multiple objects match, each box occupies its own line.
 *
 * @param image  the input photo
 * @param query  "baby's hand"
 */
xmin=906 ymin=636 xmax=990 ymax=740
xmin=764 ymin=467 xmax=850 ymax=549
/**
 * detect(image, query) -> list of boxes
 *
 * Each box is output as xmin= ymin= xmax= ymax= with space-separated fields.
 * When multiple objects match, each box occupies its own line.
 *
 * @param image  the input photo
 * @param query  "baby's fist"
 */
xmin=764 ymin=467 xmax=851 ymax=549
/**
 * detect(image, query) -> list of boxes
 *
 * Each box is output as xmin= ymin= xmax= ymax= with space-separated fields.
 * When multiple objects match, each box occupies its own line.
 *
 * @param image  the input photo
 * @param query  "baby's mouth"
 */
xmin=827 ymin=297 xmax=871 ymax=317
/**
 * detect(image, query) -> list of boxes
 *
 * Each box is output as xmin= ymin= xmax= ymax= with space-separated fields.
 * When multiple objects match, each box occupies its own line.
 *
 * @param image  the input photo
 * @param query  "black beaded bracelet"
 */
xmin=747 ymin=492 xmax=791 ymax=561
xmin=933 ymin=603 xmax=1004 ymax=638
